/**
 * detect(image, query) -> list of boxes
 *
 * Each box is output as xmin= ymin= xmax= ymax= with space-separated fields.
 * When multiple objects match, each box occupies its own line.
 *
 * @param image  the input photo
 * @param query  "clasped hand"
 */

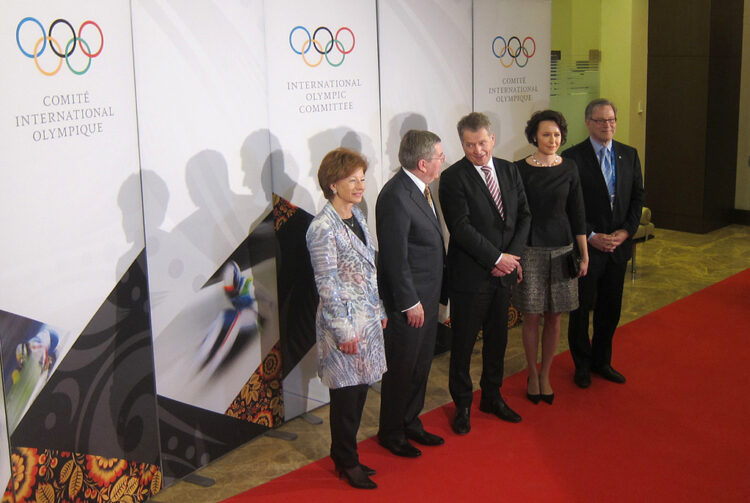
xmin=491 ymin=253 xmax=522 ymax=282
xmin=589 ymin=230 xmax=629 ymax=253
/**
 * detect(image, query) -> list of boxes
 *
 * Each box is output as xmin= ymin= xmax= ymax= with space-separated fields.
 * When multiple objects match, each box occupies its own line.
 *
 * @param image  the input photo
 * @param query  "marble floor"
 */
xmin=151 ymin=225 xmax=750 ymax=503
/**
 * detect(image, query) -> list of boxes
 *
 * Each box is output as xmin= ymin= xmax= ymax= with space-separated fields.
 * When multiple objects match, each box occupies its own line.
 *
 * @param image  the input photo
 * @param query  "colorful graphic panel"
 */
xmin=0 ymin=318 xmax=74 ymax=435
xmin=131 ymin=0 xmax=276 ymax=484
xmin=10 ymin=253 xmax=159 ymax=465
xmin=4 ymin=447 xmax=160 ymax=503
xmin=0 ymin=0 xmax=160 ymax=499
xmin=132 ymin=0 xmax=276 ymax=411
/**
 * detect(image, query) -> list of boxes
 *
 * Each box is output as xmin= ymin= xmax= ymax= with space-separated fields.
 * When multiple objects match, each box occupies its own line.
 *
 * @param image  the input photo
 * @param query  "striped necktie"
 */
xmin=481 ymin=165 xmax=504 ymax=219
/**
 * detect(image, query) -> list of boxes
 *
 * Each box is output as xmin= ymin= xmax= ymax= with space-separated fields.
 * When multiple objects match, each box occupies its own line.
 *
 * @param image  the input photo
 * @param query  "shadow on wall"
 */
xmin=116 ymin=172 xmax=147 ymax=281
xmin=384 ymin=112 xmax=429 ymax=173
xmin=176 ymin=149 xmax=256 ymax=276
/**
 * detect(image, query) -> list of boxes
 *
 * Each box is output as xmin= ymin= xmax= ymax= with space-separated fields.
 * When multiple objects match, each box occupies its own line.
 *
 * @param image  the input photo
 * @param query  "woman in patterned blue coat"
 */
xmin=306 ymin=148 xmax=387 ymax=490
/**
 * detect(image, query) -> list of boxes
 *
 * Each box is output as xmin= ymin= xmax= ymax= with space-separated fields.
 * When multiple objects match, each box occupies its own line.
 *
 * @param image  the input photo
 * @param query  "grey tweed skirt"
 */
xmin=513 ymin=244 xmax=579 ymax=314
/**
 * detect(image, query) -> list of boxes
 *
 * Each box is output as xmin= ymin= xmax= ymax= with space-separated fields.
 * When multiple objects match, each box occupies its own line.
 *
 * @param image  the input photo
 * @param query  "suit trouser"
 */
xmin=378 ymin=308 xmax=438 ymax=442
xmin=329 ymin=383 xmax=369 ymax=468
xmin=568 ymin=251 xmax=627 ymax=370
xmin=448 ymin=285 xmax=510 ymax=408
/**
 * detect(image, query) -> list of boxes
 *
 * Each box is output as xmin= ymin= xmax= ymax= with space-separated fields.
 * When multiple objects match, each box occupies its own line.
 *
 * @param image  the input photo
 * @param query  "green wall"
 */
xmin=551 ymin=0 xmax=648 ymax=159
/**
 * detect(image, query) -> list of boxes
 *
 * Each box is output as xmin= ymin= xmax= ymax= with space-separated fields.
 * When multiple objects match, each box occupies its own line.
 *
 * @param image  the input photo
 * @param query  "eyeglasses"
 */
xmin=590 ymin=118 xmax=617 ymax=125
xmin=426 ymin=153 xmax=446 ymax=162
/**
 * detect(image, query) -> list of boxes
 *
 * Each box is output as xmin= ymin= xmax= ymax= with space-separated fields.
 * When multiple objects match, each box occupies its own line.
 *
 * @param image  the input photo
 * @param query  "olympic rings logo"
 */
xmin=288 ymin=26 xmax=355 ymax=67
xmin=492 ymin=36 xmax=536 ymax=68
xmin=16 ymin=17 xmax=104 ymax=76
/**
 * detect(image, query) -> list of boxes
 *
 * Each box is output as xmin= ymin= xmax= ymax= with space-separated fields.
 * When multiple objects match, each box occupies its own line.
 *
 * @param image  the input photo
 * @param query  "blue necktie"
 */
xmin=599 ymin=148 xmax=615 ymax=208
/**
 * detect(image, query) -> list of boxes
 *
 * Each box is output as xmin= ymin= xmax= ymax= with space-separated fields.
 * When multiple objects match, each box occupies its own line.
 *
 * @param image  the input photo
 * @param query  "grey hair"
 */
xmin=585 ymin=98 xmax=617 ymax=120
xmin=456 ymin=112 xmax=493 ymax=139
xmin=398 ymin=129 xmax=442 ymax=171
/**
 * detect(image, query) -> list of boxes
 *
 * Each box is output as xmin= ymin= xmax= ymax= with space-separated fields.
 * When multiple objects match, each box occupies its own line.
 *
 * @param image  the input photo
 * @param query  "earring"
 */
xmin=332 ymin=188 xmax=337 ymax=194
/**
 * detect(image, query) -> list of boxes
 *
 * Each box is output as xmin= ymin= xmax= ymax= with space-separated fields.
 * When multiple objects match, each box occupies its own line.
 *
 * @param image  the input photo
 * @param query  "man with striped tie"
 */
xmin=439 ymin=112 xmax=531 ymax=434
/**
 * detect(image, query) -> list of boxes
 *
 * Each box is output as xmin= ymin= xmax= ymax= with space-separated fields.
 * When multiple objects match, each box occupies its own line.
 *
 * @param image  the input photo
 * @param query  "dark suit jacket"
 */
xmin=439 ymin=156 xmax=531 ymax=293
xmin=562 ymin=139 xmax=645 ymax=264
xmin=376 ymin=169 xmax=445 ymax=314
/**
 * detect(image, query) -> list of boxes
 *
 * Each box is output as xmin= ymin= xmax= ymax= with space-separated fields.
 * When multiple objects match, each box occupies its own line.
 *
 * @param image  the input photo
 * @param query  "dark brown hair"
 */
xmin=524 ymin=109 xmax=568 ymax=145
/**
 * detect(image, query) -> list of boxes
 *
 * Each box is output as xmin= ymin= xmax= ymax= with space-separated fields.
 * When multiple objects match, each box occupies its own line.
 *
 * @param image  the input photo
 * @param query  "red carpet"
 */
xmin=225 ymin=269 xmax=750 ymax=502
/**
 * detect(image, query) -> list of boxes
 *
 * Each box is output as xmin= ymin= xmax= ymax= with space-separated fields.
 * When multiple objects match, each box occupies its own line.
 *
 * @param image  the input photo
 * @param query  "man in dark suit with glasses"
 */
xmin=562 ymin=98 xmax=644 ymax=389
xmin=377 ymin=129 xmax=447 ymax=457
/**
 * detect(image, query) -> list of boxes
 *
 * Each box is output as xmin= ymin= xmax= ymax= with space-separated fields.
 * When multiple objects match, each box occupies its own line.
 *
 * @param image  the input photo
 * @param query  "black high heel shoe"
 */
xmin=335 ymin=464 xmax=377 ymax=489
xmin=360 ymin=463 xmax=376 ymax=476
xmin=539 ymin=378 xmax=554 ymax=404
xmin=526 ymin=377 xmax=541 ymax=404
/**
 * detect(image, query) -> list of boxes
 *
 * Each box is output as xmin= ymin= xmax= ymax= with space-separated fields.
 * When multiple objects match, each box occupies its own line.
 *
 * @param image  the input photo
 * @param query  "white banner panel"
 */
xmin=378 ymin=0 xmax=472 ymax=173
xmin=131 ymin=0 xmax=276 ymax=414
xmin=264 ymin=0 xmax=382 ymax=219
xmin=264 ymin=0 xmax=382 ymax=418
xmin=0 ymin=0 xmax=142 ymax=335
xmin=474 ymin=0 xmax=551 ymax=161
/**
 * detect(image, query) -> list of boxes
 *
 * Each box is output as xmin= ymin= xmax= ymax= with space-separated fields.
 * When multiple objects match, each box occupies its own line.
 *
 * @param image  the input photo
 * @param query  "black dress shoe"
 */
xmin=359 ymin=463 xmax=376 ymax=476
xmin=452 ymin=407 xmax=471 ymax=435
xmin=406 ymin=429 xmax=445 ymax=446
xmin=574 ymin=368 xmax=591 ymax=388
xmin=335 ymin=464 xmax=377 ymax=489
xmin=378 ymin=438 xmax=421 ymax=458
xmin=592 ymin=365 xmax=626 ymax=383
xmin=526 ymin=377 xmax=541 ymax=404
xmin=479 ymin=397 xmax=522 ymax=423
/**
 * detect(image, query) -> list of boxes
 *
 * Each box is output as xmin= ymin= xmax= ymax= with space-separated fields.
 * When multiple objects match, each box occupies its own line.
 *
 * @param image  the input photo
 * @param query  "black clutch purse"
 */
xmin=566 ymin=246 xmax=581 ymax=278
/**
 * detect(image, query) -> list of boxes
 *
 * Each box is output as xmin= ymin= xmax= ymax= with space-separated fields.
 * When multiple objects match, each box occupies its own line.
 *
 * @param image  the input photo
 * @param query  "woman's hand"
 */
xmin=578 ymin=256 xmax=589 ymax=278
xmin=338 ymin=336 xmax=359 ymax=354
xmin=381 ymin=318 xmax=388 ymax=329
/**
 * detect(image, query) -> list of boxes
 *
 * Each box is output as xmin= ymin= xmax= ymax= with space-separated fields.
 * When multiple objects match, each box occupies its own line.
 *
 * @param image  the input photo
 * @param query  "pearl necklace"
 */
xmin=531 ymin=154 xmax=560 ymax=167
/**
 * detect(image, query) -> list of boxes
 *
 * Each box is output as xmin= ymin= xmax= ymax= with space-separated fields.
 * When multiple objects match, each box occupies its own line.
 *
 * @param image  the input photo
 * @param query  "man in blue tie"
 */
xmin=562 ymin=99 xmax=644 ymax=389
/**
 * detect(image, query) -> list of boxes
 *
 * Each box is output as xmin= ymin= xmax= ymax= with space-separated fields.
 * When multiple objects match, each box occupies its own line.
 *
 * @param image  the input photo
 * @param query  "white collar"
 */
xmin=472 ymin=157 xmax=495 ymax=171
xmin=402 ymin=167 xmax=426 ymax=192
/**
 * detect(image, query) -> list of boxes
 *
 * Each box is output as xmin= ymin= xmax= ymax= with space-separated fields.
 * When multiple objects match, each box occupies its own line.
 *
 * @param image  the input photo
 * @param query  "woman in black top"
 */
xmin=514 ymin=110 xmax=589 ymax=404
